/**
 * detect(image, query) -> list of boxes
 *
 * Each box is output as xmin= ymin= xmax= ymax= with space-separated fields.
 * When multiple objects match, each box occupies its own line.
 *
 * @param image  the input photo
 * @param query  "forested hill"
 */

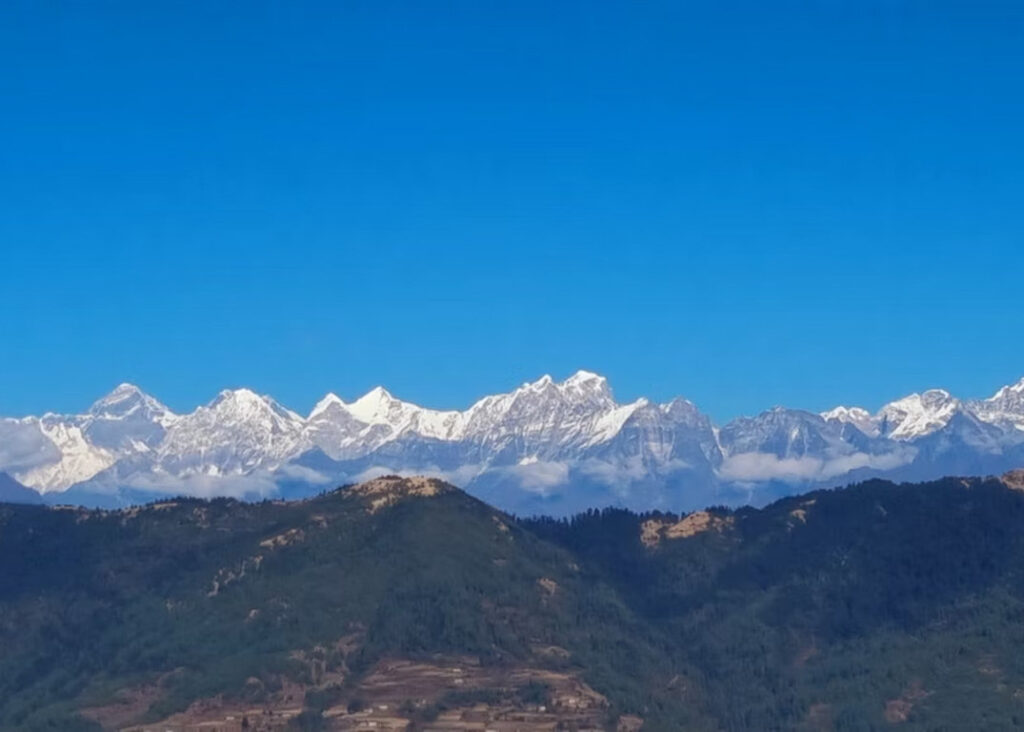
xmin=4 ymin=472 xmax=1024 ymax=730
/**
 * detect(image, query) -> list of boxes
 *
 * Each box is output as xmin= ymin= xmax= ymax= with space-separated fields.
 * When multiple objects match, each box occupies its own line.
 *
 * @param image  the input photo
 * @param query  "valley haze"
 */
xmin=3 ymin=370 xmax=1024 ymax=515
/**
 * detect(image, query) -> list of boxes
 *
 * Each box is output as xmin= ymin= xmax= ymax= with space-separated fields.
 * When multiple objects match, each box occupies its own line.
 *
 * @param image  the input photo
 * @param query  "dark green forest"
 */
xmin=3 ymin=474 xmax=1024 ymax=730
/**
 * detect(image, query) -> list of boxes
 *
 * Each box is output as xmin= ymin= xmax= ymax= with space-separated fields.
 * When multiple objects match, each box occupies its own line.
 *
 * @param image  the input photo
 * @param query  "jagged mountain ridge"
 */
xmin=3 ymin=371 xmax=1024 ymax=513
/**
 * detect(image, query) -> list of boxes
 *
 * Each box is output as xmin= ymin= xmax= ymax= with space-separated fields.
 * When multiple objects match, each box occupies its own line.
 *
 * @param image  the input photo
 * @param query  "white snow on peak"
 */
xmin=820 ymin=405 xmax=880 ymax=437
xmin=453 ymin=371 xmax=631 ymax=460
xmin=564 ymin=369 xmax=607 ymax=389
xmin=0 ymin=371 xmax=719 ymax=496
xmin=154 ymin=389 xmax=308 ymax=475
xmin=10 ymin=384 xmax=179 ymax=491
xmin=344 ymin=386 xmax=463 ymax=440
xmin=308 ymin=392 xmax=346 ymax=421
xmin=91 ymin=382 xmax=144 ymax=405
xmin=14 ymin=371 xmax=1024 ymax=502
xmin=304 ymin=386 xmax=466 ymax=459
xmin=562 ymin=370 xmax=614 ymax=404
xmin=587 ymin=398 xmax=649 ymax=446
xmin=1005 ymin=377 xmax=1024 ymax=394
xmin=821 ymin=405 xmax=870 ymax=422
xmin=971 ymin=376 xmax=1024 ymax=432
xmin=346 ymin=386 xmax=400 ymax=423
xmin=212 ymin=387 xmax=266 ymax=406
xmin=203 ymin=388 xmax=306 ymax=427
xmin=878 ymin=389 xmax=960 ymax=441
xmin=984 ymin=377 xmax=1024 ymax=403
xmin=88 ymin=383 xmax=177 ymax=426
xmin=14 ymin=418 xmax=116 ymax=493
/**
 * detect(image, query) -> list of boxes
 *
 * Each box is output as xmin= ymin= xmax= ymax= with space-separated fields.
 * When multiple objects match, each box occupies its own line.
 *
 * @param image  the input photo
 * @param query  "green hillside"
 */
xmin=4 ymin=473 xmax=1024 ymax=730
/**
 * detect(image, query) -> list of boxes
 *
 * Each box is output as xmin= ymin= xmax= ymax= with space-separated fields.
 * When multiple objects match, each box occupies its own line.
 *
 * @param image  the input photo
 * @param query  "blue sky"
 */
xmin=1 ymin=1 xmax=1022 ymax=421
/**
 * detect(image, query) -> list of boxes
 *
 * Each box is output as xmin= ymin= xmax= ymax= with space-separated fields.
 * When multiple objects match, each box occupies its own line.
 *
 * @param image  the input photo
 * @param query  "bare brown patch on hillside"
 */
xmin=260 ymin=527 xmax=305 ymax=550
xmin=1002 ymin=470 xmax=1024 ymax=492
xmin=537 ymin=577 xmax=559 ymax=596
xmin=351 ymin=656 xmax=610 ymax=729
xmin=641 ymin=511 xmax=733 ymax=547
xmin=348 ymin=475 xmax=454 ymax=513
xmin=81 ymin=683 xmax=166 ymax=730
xmin=617 ymin=714 xmax=644 ymax=731
xmin=530 ymin=643 xmax=570 ymax=660
xmin=883 ymin=680 xmax=930 ymax=724
xmin=123 ymin=690 xmax=303 ymax=731
xmin=117 ymin=501 xmax=179 ymax=524
xmin=978 ymin=653 xmax=1002 ymax=678
xmin=121 ymin=654 xmax=627 ymax=731
xmin=207 ymin=555 xmax=264 ymax=597
xmin=788 ymin=498 xmax=816 ymax=529
xmin=793 ymin=639 xmax=818 ymax=668
xmin=803 ymin=702 xmax=833 ymax=731
xmin=117 ymin=636 xmax=364 ymax=731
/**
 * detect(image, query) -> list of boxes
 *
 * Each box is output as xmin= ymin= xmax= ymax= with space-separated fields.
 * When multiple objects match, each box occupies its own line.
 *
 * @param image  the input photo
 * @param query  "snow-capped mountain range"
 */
xmin=3 ymin=371 xmax=1024 ymax=515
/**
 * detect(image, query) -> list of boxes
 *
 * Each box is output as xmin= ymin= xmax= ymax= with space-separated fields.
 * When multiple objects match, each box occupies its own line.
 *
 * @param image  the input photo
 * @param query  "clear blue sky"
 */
xmin=2 ymin=1 xmax=1022 ymax=421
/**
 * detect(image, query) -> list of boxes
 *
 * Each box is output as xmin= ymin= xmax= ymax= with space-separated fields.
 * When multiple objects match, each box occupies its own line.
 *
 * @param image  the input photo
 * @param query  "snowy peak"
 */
xmin=89 ymin=383 xmax=146 ymax=412
xmin=211 ymin=387 xmax=277 ymax=409
xmin=566 ymin=369 xmax=603 ymax=385
xmin=660 ymin=397 xmax=714 ymax=431
xmin=14 ymin=418 xmax=117 ymax=494
xmin=346 ymin=386 xmax=403 ymax=424
xmin=562 ymin=369 xmax=614 ymax=403
xmin=12 ymin=384 xmax=179 ymax=491
xmin=345 ymin=386 xmax=462 ymax=440
xmin=821 ymin=405 xmax=880 ymax=437
xmin=155 ymin=389 xmax=308 ymax=475
xmin=304 ymin=386 xmax=465 ymax=459
xmin=970 ymin=376 xmax=1024 ymax=433
xmin=878 ymin=389 xmax=961 ymax=441
xmin=308 ymin=392 xmax=346 ymax=421
xmin=993 ymin=377 xmax=1024 ymax=399
xmin=821 ymin=405 xmax=872 ymax=421
xmin=719 ymin=407 xmax=842 ymax=459
xmin=204 ymin=388 xmax=306 ymax=431
xmin=88 ymin=383 xmax=176 ymax=425
xmin=457 ymin=371 xmax=624 ymax=457
xmin=8 ymin=372 xmax=1024 ymax=509
xmin=474 ymin=370 xmax=614 ymax=412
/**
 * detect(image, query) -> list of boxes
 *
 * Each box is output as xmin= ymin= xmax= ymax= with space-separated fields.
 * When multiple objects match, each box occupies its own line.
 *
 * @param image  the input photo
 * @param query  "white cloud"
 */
xmin=0 ymin=419 xmax=60 ymax=473
xmin=718 ymin=448 xmax=915 ymax=483
xmin=274 ymin=463 xmax=335 ymax=485
xmin=123 ymin=470 xmax=281 ymax=500
xmin=485 ymin=460 xmax=571 ymax=495
xmin=577 ymin=456 xmax=692 ymax=486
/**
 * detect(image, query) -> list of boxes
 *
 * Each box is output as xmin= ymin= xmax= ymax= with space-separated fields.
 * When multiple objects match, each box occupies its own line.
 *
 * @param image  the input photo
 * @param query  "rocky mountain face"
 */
xmin=3 ymin=373 xmax=1024 ymax=514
